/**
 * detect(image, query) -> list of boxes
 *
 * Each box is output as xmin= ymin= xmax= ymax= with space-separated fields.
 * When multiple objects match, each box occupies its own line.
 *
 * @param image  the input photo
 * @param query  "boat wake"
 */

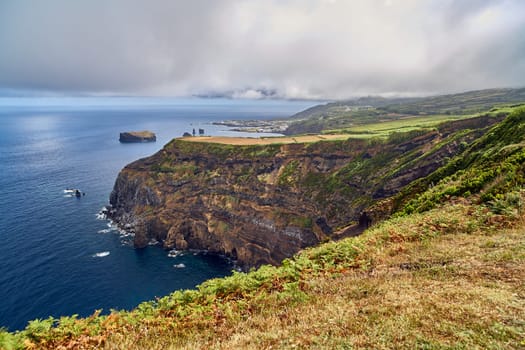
xmin=92 ymin=251 xmax=110 ymax=258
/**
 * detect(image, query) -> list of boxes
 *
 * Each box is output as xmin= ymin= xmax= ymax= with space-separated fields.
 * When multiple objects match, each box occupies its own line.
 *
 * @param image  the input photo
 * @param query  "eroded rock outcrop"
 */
xmin=119 ymin=131 xmax=156 ymax=143
xmin=108 ymin=115 xmax=500 ymax=268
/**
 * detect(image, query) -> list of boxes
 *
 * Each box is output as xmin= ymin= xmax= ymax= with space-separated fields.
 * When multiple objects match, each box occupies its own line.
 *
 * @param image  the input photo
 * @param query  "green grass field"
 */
xmin=322 ymin=105 xmax=519 ymax=138
xmin=323 ymin=114 xmax=467 ymax=137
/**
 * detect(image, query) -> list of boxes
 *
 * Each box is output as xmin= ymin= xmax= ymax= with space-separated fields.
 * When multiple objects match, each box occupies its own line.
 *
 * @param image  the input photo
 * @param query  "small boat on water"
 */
xmin=64 ymin=188 xmax=85 ymax=197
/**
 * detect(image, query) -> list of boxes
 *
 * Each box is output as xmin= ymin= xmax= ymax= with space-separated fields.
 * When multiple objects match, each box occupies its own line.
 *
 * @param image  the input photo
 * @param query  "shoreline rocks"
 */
xmin=213 ymin=119 xmax=289 ymax=133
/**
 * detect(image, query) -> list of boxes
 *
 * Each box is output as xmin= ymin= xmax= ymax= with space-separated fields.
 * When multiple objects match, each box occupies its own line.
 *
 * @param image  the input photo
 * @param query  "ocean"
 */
xmin=0 ymin=97 xmax=317 ymax=331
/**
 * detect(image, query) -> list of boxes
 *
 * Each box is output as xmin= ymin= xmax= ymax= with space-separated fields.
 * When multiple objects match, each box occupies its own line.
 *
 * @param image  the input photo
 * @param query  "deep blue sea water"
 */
xmin=0 ymin=97 xmax=317 ymax=331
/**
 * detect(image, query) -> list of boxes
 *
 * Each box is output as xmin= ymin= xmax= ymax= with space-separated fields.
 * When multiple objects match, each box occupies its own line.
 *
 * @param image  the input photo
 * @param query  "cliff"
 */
xmin=108 ymin=115 xmax=501 ymax=268
xmin=119 ymin=131 xmax=156 ymax=143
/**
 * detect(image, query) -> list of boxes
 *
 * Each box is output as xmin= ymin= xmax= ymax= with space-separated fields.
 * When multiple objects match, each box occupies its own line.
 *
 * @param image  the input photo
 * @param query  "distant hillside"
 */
xmin=285 ymin=87 xmax=525 ymax=135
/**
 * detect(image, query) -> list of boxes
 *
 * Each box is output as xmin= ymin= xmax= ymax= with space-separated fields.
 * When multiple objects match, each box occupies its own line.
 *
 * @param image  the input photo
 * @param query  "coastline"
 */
xmin=212 ymin=119 xmax=290 ymax=133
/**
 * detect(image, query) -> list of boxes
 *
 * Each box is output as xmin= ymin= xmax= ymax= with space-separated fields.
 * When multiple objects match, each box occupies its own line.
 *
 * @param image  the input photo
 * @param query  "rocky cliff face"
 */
xmin=108 ymin=115 xmax=500 ymax=268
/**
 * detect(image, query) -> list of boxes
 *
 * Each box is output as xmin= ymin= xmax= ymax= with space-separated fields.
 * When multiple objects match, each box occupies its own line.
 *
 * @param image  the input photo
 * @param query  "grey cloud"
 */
xmin=0 ymin=0 xmax=524 ymax=99
xmin=0 ymin=0 xmax=235 ymax=91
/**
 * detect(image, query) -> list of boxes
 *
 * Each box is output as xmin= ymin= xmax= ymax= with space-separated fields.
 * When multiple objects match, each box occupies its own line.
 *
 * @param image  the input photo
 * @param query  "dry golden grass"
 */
xmin=8 ymin=204 xmax=522 ymax=349
xmin=179 ymin=134 xmax=351 ymax=145
xmin=99 ymin=205 xmax=525 ymax=350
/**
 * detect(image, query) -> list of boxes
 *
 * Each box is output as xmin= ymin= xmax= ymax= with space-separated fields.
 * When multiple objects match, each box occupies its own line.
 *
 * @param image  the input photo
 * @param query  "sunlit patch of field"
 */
xmin=324 ymin=114 xmax=472 ymax=138
xmin=179 ymin=134 xmax=352 ymax=145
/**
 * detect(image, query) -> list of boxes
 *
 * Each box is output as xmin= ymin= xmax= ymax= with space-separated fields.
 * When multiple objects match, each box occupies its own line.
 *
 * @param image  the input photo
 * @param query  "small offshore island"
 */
xmin=119 ymin=130 xmax=156 ymax=143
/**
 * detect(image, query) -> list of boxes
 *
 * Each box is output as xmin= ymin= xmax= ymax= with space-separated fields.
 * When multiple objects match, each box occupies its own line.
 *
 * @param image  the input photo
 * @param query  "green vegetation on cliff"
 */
xmin=2 ymin=107 xmax=525 ymax=350
xmin=396 ymin=107 xmax=525 ymax=214
xmin=108 ymin=110 xmax=502 ymax=268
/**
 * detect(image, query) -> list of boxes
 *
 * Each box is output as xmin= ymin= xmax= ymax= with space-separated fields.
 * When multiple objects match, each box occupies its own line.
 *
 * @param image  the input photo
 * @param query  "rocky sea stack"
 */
xmin=119 ymin=131 xmax=156 ymax=143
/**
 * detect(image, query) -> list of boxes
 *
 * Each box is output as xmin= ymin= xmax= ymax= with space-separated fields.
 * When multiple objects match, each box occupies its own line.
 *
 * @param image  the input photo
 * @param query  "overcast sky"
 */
xmin=0 ymin=0 xmax=524 ymax=99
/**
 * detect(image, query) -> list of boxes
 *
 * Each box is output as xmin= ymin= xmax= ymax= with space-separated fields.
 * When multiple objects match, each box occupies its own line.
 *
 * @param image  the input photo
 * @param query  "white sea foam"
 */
xmin=120 ymin=239 xmax=134 ymax=247
xmin=173 ymin=263 xmax=186 ymax=269
xmin=63 ymin=189 xmax=75 ymax=193
xmin=119 ymin=231 xmax=134 ymax=238
xmin=168 ymin=249 xmax=182 ymax=258
xmin=97 ymin=229 xmax=111 ymax=234
xmin=92 ymin=251 xmax=110 ymax=258
xmin=148 ymin=239 xmax=159 ymax=246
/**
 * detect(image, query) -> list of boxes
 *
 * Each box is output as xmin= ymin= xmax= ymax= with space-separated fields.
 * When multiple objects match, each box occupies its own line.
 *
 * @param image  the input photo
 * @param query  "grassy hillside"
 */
xmin=1 ymin=108 xmax=524 ymax=350
xmin=285 ymin=87 xmax=525 ymax=135
xmin=394 ymin=106 xmax=525 ymax=215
